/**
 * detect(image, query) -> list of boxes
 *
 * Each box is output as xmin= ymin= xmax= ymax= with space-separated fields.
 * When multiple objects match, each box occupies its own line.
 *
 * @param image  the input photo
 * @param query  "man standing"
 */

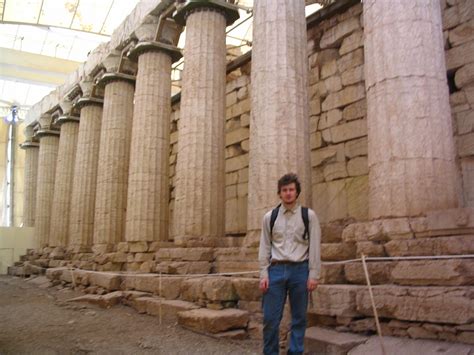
xmin=259 ymin=173 xmax=321 ymax=355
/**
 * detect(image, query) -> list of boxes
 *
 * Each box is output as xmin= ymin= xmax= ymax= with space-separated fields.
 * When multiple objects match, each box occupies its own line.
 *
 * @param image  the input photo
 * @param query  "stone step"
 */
xmin=304 ymin=326 xmax=368 ymax=354
xmin=7 ymin=266 xmax=25 ymax=276
xmin=311 ymin=285 xmax=474 ymax=325
xmin=178 ymin=308 xmax=249 ymax=334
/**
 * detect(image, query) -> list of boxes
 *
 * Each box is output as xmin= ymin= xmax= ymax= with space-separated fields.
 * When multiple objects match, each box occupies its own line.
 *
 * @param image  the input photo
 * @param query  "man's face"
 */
xmin=279 ymin=183 xmax=298 ymax=205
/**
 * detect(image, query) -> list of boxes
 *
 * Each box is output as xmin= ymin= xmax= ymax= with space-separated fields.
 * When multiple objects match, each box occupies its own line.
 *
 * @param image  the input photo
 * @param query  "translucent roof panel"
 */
xmin=0 ymin=0 xmax=140 ymax=36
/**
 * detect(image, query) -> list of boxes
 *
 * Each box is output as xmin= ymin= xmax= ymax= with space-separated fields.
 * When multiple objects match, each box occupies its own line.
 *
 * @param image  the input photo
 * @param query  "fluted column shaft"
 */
xmin=173 ymin=9 xmax=227 ymax=246
xmin=49 ymin=119 xmax=79 ymax=247
xmin=69 ymin=102 xmax=103 ymax=251
xmin=246 ymin=0 xmax=311 ymax=244
xmin=364 ymin=0 xmax=460 ymax=218
xmin=21 ymin=143 xmax=39 ymax=227
xmin=93 ymin=78 xmax=134 ymax=250
xmin=125 ymin=50 xmax=173 ymax=242
xmin=35 ymin=133 xmax=59 ymax=247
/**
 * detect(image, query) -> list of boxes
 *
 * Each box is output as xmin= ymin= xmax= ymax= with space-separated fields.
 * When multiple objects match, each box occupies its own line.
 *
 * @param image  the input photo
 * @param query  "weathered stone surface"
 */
xmin=68 ymin=291 xmax=123 ymax=308
xmin=313 ymin=179 xmax=348 ymax=224
xmin=156 ymin=247 xmax=214 ymax=262
xmin=320 ymin=263 xmax=346 ymax=284
xmin=323 ymin=162 xmax=348 ymax=181
xmin=449 ymin=18 xmax=474 ymax=47
xmin=322 ymin=243 xmax=356 ymax=261
xmin=355 ymin=241 xmax=385 ymax=257
xmin=305 ymin=326 xmax=367 ymax=354
xmin=457 ymin=110 xmax=474 ymax=135
xmin=88 ymin=272 xmax=121 ymax=291
xmin=46 ymin=267 xmax=67 ymax=280
xmin=214 ymin=329 xmax=248 ymax=340
xmin=349 ymin=335 xmax=473 ymax=355
xmin=458 ymin=132 xmax=474 ymax=157
xmin=337 ymin=48 xmax=364 ymax=74
xmin=446 ymin=39 xmax=474 ymax=71
xmin=356 ymin=285 xmax=474 ymax=324
xmin=320 ymin=17 xmax=360 ymax=49
xmin=344 ymin=262 xmax=395 ymax=285
xmin=178 ymin=308 xmax=249 ymax=334
xmin=385 ymin=235 xmax=474 ymax=256
xmin=146 ymin=299 xmax=199 ymax=319
xmin=330 ymin=119 xmax=367 ymax=144
xmin=232 ymin=278 xmax=261 ymax=301
xmin=312 ymin=144 xmax=345 ymax=167
xmin=180 ymin=278 xmax=204 ymax=302
xmin=347 ymin=157 xmax=368 ymax=176
xmin=202 ymin=277 xmax=238 ymax=302
xmin=391 ymin=260 xmax=474 ymax=286
xmin=455 ymin=63 xmax=474 ymax=89
xmin=310 ymin=285 xmax=363 ymax=317
xmin=341 ymin=65 xmax=364 ymax=86
xmin=322 ymin=84 xmax=365 ymax=111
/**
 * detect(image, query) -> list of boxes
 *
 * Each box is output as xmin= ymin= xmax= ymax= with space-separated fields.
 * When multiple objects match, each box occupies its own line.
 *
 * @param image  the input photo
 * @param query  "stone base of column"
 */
xmin=68 ymin=245 xmax=92 ymax=254
xmin=243 ymin=230 xmax=261 ymax=248
xmin=91 ymin=244 xmax=116 ymax=255
xmin=173 ymin=236 xmax=219 ymax=248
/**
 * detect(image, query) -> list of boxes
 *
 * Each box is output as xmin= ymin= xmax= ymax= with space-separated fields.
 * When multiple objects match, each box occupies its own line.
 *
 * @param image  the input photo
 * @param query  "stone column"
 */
xmin=20 ymin=136 xmax=39 ymax=227
xmin=246 ymin=0 xmax=311 ymax=245
xmin=125 ymin=42 xmax=182 ymax=243
xmin=49 ymin=115 xmax=79 ymax=248
xmin=68 ymin=97 xmax=103 ymax=252
xmin=93 ymin=73 xmax=135 ymax=252
xmin=35 ymin=118 xmax=60 ymax=248
xmin=173 ymin=1 xmax=239 ymax=246
xmin=364 ymin=0 xmax=460 ymax=218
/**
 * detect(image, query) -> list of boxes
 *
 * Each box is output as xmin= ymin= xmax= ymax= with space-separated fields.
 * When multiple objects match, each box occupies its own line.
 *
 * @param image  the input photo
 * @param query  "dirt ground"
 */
xmin=0 ymin=275 xmax=261 ymax=355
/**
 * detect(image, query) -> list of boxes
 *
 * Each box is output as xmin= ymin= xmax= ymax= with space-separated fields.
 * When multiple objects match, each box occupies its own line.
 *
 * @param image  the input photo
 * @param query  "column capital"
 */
xmin=97 ymin=72 xmax=136 ymax=87
xmin=36 ymin=129 xmax=60 ymax=139
xmin=174 ymin=0 xmax=240 ymax=26
xmin=56 ymin=115 xmax=80 ymax=126
xmin=73 ymin=96 xmax=104 ymax=110
xmin=128 ymin=41 xmax=183 ymax=64
xmin=20 ymin=141 xmax=39 ymax=149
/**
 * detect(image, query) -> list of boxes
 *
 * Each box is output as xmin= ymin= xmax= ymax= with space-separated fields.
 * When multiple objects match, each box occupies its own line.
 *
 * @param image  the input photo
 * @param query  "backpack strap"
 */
xmin=269 ymin=204 xmax=281 ymax=236
xmin=301 ymin=207 xmax=310 ymax=241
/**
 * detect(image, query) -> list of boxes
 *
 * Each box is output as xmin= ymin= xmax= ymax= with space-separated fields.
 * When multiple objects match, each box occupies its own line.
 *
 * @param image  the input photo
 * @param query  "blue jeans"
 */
xmin=262 ymin=261 xmax=309 ymax=355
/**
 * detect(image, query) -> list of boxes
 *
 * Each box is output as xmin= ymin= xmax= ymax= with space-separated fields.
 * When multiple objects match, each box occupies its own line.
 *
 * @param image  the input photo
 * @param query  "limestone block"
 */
xmin=321 ymin=242 xmax=356 ymax=261
xmin=225 ymin=153 xmax=249 ymax=172
xmin=319 ymin=109 xmax=343 ymax=130
xmin=324 ymin=76 xmax=343 ymax=93
xmin=226 ymin=75 xmax=249 ymax=93
xmin=461 ymin=158 xmax=474 ymax=208
xmin=117 ymin=242 xmax=129 ymax=253
xmin=344 ymin=137 xmax=368 ymax=158
xmin=344 ymin=262 xmax=395 ymax=284
xmin=240 ymin=113 xmax=250 ymax=127
xmin=320 ymin=17 xmax=360 ymax=49
xmin=443 ymin=4 xmax=460 ymax=30
xmin=391 ymin=260 xmax=474 ymax=286
xmin=226 ymin=91 xmax=237 ymax=107
xmin=88 ymin=273 xmax=121 ymax=291
xmin=458 ymin=133 xmax=474 ymax=157
xmin=155 ymin=261 xmax=212 ymax=275
xmin=225 ymin=196 xmax=247 ymax=234
xmin=156 ymin=247 xmax=214 ymax=262
xmin=146 ymin=299 xmax=199 ymax=319
xmin=158 ymin=277 xmax=183 ymax=299
xmin=337 ymin=48 xmax=364 ymax=74
xmin=330 ymin=119 xmax=367 ymax=143
xmin=178 ymin=308 xmax=249 ymax=334
xmin=457 ymin=110 xmax=474 ymax=135
xmin=128 ymin=242 xmax=148 ymax=253
xmin=313 ymin=179 xmax=348 ymax=223
xmin=134 ymin=253 xmax=154 ymax=262
xmin=449 ymin=19 xmax=474 ymax=47
xmin=305 ymin=326 xmax=367 ymax=354
xmin=232 ymin=278 xmax=261 ymax=301
xmin=341 ymin=65 xmax=364 ymax=86
xmin=342 ymin=99 xmax=366 ymax=121
xmin=356 ymin=285 xmax=474 ymax=324
xmin=225 ymin=127 xmax=249 ymax=146
xmin=310 ymin=285 xmax=363 ymax=317
xmin=323 ymin=162 xmax=348 ymax=181
xmin=237 ymin=86 xmax=248 ymax=101
xmin=455 ymin=63 xmax=474 ymax=88
xmin=202 ymin=277 xmax=238 ymax=302
xmin=68 ymin=292 xmax=123 ymax=309
xmin=385 ymin=236 xmax=474 ymax=256
xmin=322 ymin=84 xmax=365 ymax=111
xmin=356 ymin=241 xmax=385 ymax=257
xmin=347 ymin=156 xmax=368 ymax=176
xmin=320 ymin=263 xmax=345 ymax=284
xmin=311 ymin=144 xmax=345 ymax=167
xmin=180 ymin=278 xmax=204 ymax=302
xmin=339 ymin=30 xmax=364 ymax=56
xmin=446 ymin=39 xmax=474 ymax=70
xmin=321 ymin=60 xmax=338 ymax=79
xmin=310 ymin=132 xmax=322 ymax=150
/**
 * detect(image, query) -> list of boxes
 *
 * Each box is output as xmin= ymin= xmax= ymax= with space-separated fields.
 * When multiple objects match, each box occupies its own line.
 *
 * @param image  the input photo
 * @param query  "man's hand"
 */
xmin=259 ymin=277 xmax=269 ymax=293
xmin=307 ymin=278 xmax=318 ymax=292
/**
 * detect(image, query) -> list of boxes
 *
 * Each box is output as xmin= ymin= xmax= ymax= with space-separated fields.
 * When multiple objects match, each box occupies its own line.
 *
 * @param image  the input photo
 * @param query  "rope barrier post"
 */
xmin=159 ymin=272 xmax=162 ymax=326
xmin=361 ymin=253 xmax=386 ymax=355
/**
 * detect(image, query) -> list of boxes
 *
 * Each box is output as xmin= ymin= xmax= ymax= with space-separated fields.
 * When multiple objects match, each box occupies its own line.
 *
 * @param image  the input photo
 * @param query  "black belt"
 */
xmin=271 ymin=259 xmax=308 ymax=266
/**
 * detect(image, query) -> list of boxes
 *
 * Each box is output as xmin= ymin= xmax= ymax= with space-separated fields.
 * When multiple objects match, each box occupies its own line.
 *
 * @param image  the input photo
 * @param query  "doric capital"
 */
xmin=128 ymin=41 xmax=182 ymax=64
xmin=97 ymin=72 xmax=136 ymax=87
xmin=174 ymin=0 xmax=240 ymax=26
xmin=56 ymin=115 xmax=80 ymax=126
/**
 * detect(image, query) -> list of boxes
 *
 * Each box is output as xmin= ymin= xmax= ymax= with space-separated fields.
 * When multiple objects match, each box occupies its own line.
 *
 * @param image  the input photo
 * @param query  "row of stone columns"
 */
xmin=21 ymin=0 xmax=460 ymax=254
